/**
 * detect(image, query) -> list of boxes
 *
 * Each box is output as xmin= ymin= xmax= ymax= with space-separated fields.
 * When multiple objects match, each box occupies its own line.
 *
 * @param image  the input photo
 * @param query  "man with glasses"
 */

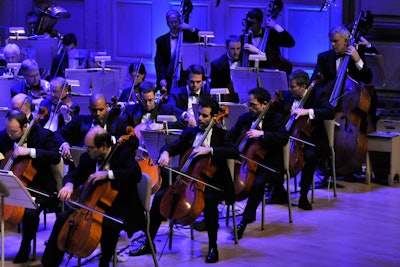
xmin=154 ymin=9 xmax=200 ymax=94
xmin=228 ymin=87 xmax=289 ymax=240
xmin=168 ymin=64 xmax=210 ymax=128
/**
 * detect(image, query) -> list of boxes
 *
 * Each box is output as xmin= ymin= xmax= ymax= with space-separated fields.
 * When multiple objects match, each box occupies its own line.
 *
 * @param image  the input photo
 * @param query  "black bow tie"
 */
xmin=144 ymin=109 xmax=153 ymax=114
xmin=190 ymin=92 xmax=199 ymax=97
xmin=335 ymin=53 xmax=346 ymax=60
xmin=171 ymin=35 xmax=178 ymax=39
xmin=253 ymin=33 xmax=263 ymax=38
xmin=93 ymin=120 xmax=103 ymax=126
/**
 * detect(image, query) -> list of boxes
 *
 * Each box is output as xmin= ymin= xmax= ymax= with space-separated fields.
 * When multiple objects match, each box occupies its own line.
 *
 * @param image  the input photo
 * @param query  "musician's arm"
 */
xmin=262 ymin=111 xmax=289 ymax=147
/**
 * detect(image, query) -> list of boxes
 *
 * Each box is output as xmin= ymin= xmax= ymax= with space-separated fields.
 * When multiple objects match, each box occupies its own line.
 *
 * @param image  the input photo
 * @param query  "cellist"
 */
xmin=276 ymin=69 xmax=334 ymax=210
xmin=129 ymin=96 xmax=238 ymax=264
xmin=227 ymin=87 xmax=288 ymax=240
xmin=41 ymin=126 xmax=145 ymax=267
xmin=0 ymin=110 xmax=60 ymax=263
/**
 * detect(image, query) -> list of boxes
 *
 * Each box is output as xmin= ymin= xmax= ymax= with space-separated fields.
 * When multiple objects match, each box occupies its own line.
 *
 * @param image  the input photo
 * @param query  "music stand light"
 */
xmin=94 ymin=55 xmax=111 ymax=72
xmin=156 ymin=115 xmax=177 ymax=134
xmin=9 ymin=27 xmax=25 ymax=40
xmin=198 ymin=31 xmax=214 ymax=46
xmin=210 ymin=88 xmax=230 ymax=103
xmin=249 ymin=54 xmax=267 ymax=69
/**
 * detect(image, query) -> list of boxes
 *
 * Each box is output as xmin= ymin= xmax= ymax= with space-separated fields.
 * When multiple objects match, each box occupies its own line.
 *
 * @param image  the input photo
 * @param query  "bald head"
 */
xmin=11 ymin=93 xmax=31 ymax=117
xmin=85 ymin=126 xmax=112 ymax=160
xmin=89 ymin=93 xmax=108 ymax=124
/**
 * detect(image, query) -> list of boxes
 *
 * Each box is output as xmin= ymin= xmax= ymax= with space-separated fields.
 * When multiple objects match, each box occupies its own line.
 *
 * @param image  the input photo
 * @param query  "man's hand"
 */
xmin=60 ymin=143 xmax=71 ymax=159
xmin=291 ymin=108 xmax=309 ymax=119
xmin=88 ymin=170 xmax=108 ymax=184
xmin=192 ymin=146 xmax=212 ymax=157
xmin=58 ymin=182 xmax=74 ymax=201
xmin=246 ymin=129 xmax=264 ymax=139
xmin=13 ymin=147 xmax=31 ymax=158
xmin=346 ymin=45 xmax=361 ymax=62
xmin=158 ymin=151 xmax=170 ymax=166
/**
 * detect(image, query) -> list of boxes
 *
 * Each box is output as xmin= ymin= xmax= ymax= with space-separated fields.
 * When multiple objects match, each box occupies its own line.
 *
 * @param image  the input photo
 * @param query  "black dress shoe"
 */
xmin=205 ymin=246 xmax=219 ymax=263
xmin=129 ymin=242 xmax=154 ymax=256
xmin=13 ymin=244 xmax=31 ymax=263
xmin=298 ymin=197 xmax=312 ymax=210
xmin=235 ymin=223 xmax=246 ymax=240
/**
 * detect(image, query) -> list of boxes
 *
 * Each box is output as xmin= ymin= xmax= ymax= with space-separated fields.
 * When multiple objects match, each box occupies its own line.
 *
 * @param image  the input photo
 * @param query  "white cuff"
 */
xmin=108 ymin=170 xmax=115 ymax=179
xmin=309 ymin=109 xmax=315 ymax=120
xmin=355 ymin=59 xmax=364 ymax=71
xmin=274 ymin=24 xmax=284 ymax=33
xmin=30 ymin=148 xmax=36 ymax=158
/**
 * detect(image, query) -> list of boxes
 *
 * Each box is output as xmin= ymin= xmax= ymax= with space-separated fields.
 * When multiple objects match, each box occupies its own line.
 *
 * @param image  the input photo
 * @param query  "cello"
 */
xmin=0 ymin=107 xmax=48 ymax=230
xmin=234 ymin=92 xmax=281 ymax=201
xmin=328 ymin=11 xmax=372 ymax=176
xmin=285 ymin=79 xmax=319 ymax=177
xmin=159 ymin=107 xmax=228 ymax=226
xmin=56 ymin=127 xmax=134 ymax=258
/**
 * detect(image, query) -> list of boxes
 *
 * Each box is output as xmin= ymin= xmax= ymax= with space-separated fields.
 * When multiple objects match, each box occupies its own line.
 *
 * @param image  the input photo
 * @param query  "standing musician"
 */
xmin=121 ymin=81 xmax=181 ymax=130
xmin=209 ymin=35 xmax=241 ymax=103
xmin=129 ymin=96 xmax=238 ymax=263
xmin=310 ymin=24 xmax=372 ymax=92
xmin=0 ymin=110 xmax=60 ymax=263
xmin=227 ymin=87 xmax=288 ymax=239
xmin=55 ymin=93 xmax=127 ymax=161
xmin=241 ymin=7 xmax=295 ymax=73
xmin=10 ymin=59 xmax=50 ymax=114
xmin=118 ymin=62 xmax=147 ymax=105
xmin=168 ymin=64 xmax=210 ymax=128
xmin=40 ymin=77 xmax=80 ymax=132
xmin=154 ymin=9 xmax=200 ymax=94
xmin=276 ymin=69 xmax=335 ymax=210
xmin=49 ymin=33 xmax=78 ymax=78
xmin=41 ymin=126 xmax=145 ymax=267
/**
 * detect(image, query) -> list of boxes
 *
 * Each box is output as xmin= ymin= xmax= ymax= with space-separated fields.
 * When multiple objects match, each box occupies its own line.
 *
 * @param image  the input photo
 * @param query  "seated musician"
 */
xmin=129 ymin=95 xmax=238 ymax=264
xmin=241 ymin=8 xmax=295 ymax=75
xmin=121 ymin=81 xmax=181 ymax=130
xmin=49 ymin=33 xmax=79 ymax=79
xmin=118 ymin=62 xmax=146 ymax=105
xmin=0 ymin=110 xmax=60 ymax=263
xmin=168 ymin=64 xmax=210 ymax=128
xmin=40 ymin=77 xmax=80 ymax=132
xmin=54 ymin=93 xmax=128 ymax=162
xmin=11 ymin=93 xmax=34 ymax=121
xmin=155 ymin=9 xmax=200 ymax=94
xmin=227 ymin=87 xmax=288 ymax=239
xmin=10 ymin=59 xmax=50 ymax=114
xmin=0 ymin=43 xmax=21 ymax=76
xmin=41 ymin=126 xmax=145 ymax=267
xmin=209 ymin=35 xmax=240 ymax=103
xmin=276 ymin=69 xmax=335 ymax=210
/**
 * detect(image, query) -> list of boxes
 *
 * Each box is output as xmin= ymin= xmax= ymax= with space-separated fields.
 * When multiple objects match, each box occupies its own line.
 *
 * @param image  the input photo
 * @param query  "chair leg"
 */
xmin=32 ymin=233 xmax=37 ymax=260
xmin=285 ymin=170 xmax=293 ymax=223
xmin=232 ymin=203 xmax=238 ymax=244
xmin=311 ymin=174 xmax=315 ymax=203
xmin=261 ymin=188 xmax=266 ymax=231
xmin=331 ymin=148 xmax=337 ymax=197
xmin=225 ymin=204 xmax=230 ymax=227
xmin=146 ymin=213 xmax=159 ymax=267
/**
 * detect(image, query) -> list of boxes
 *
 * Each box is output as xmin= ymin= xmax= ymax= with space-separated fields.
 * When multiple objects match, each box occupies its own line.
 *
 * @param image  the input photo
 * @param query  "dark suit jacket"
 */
xmin=39 ymin=97 xmax=80 ymax=130
xmin=228 ymin=109 xmax=289 ymax=172
xmin=160 ymin=126 xmax=239 ymax=204
xmin=50 ymin=51 xmax=69 ymax=78
xmin=168 ymin=86 xmax=210 ymax=115
xmin=209 ymin=53 xmax=239 ymax=103
xmin=310 ymin=49 xmax=373 ymax=90
xmin=154 ymin=30 xmax=199 ymax=89
xmin=0 ymin=124 xmax=60 ymax=206
xmin=54 ymin=114 xmax=127 ymax=147
xmin=64 ymin=144 xmax=145 ymax=237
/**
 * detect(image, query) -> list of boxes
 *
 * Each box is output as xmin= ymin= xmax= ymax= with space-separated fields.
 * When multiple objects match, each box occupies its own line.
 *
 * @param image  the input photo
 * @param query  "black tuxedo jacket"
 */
xmin=154 ymin=30 xmax=199 ymax=88
xmin=64 ymin=144 xmax=145 ymax=237
xmin=160 ymin=126 xmax=239 ymax=204
xmin=168 ymin=86 xmax=209 ymax=115
xmin=50 ymin=51 xmax=69 ymax=78
xmin=310 ymin=49 xmax=373 ymax=90
xmin=209 ymin=53 xmax=239 ymax=103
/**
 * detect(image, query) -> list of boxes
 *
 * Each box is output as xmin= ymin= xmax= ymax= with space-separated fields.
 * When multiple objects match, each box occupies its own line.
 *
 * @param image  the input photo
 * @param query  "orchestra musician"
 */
xmin=10 ymin=59 xmax=50 ymax=114
xmin=49 ymin=33 xmax=79 ymax=79
xmin=120 ymin=81 xmax=181 ymax=130
xmin=275 ymin=69 xmax=335 ymax=210
xmin=25 ymin=11 xmax=39 ymax=36
xmin=129 ymin=95 xmax=238 ymax=263
xmin=227 ymin=87 xmax=288 ymax=239
xmin=209 ymin=35 xmax=240 ymax=103
xmin=118 ymin=62 xmax=147 ymax=105
xmin=241 ymin=7 xmax=295 ymax=74
xmin=0 ymin=43 xmax=21 ymax=76
xmin=54 ymin=93 xmax=127 ymax=162
xmin=0 ymin=110 xmax=60 ymax=263
xmin=310 ymin=25 xmax=372 ymax=92
xmin=168 ymin=64 xmax=210 ymax=128
xmin=11 ymin=93 xmax=34 ymax=122
xmin=40 ymin=77 xmax=79 ymax=132
xmin=41 ymin=126 xmax=145 ymax=267
xmin=154 ymin=9 xmax=200 ymax=94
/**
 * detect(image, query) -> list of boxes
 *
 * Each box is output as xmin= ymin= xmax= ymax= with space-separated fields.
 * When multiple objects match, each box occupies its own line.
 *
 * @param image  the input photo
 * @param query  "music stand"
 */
xmin=0 ymin=170 xmax=36 ymax=267
xmin=231 ymin=67 xmax=288 ymax=102
xmin=365 ymin=53 xmax=387 ymax=88
xmin=0 ymin=108 xmax=10 ymax=131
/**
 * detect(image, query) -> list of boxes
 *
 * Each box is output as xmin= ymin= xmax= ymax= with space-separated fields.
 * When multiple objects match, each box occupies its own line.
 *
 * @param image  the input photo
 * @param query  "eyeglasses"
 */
xmin=247 ymin=102 xmax=261 ymax=108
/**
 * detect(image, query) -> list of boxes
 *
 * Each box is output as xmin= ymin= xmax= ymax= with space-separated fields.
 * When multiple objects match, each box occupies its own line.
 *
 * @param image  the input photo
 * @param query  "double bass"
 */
xmin=159 ymin=107 xmax=228 ymax=225
xmin=328 ymin=11 xmax=372 ymax=176
xmin=0 ymin=107 xmax=48 ymax=230
xmin=57 ymin=128 xmax=134 ymax=258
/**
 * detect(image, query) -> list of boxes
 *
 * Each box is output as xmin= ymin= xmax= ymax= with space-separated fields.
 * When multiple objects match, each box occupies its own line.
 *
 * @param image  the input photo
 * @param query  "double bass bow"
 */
xmin=57 ymin=127 xmax=134 ymax=258
xmin=159 ymin=106 xmax=228 ymax=226
xmin=0 ymin=107 xmax=48 ymax=230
